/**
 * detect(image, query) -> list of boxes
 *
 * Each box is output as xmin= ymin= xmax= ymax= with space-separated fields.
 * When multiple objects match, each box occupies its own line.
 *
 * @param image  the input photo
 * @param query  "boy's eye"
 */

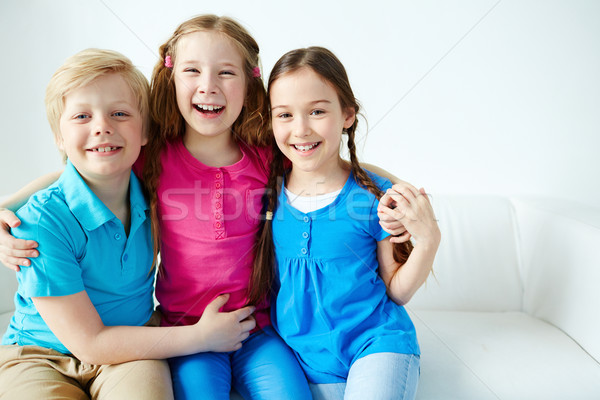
xmin=74 ymin=114 xmax=89 ymax=120
xmin=113 ymin=111 xmax=129 ymax=117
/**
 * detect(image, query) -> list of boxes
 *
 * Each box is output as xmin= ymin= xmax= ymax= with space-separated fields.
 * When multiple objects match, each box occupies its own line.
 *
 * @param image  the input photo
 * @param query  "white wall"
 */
xmin=1 ymin=0 xmax=599 ymax=208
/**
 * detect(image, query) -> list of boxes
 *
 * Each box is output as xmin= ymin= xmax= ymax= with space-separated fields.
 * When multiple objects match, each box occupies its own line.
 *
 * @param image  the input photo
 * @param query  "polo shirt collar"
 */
xmin=58 ymin=160 xmax=148 ymax=231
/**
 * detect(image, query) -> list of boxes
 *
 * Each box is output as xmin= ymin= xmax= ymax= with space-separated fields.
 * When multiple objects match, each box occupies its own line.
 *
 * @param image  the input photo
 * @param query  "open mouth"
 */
xmin=194 ymin=104 xmax=225 ymax=115
xmin=88 ymin=146 xmax=121 ymax=153
xmin=293 ymin=142 xmax=320 ymax=152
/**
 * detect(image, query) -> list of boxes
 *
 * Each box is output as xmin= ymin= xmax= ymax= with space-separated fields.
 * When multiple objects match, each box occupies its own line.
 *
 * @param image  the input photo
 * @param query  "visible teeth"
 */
xmin=92 ymin=147 xmax=118 ymax=152
xmin=196 ymin=104 xmax=223 ymax=111
xmin=294 ymin=143 xmax=318 ymax=152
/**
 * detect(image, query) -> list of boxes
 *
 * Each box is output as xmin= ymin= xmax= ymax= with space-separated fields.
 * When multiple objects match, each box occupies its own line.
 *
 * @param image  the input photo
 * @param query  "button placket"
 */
xmin=300 ymin=215 xmax=311 ymax=257
xmin=214 ymin=170 xmax=225 ymax=239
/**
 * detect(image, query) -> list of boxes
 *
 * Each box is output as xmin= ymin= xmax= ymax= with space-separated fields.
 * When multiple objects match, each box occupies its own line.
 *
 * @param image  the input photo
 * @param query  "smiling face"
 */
xmin=173 ymin=30 xmax=247 ymax=141
xmin=58 ymin=73 xmax=146 ymax=184
xmin=270 ymin=67 xmax=355 ymax=177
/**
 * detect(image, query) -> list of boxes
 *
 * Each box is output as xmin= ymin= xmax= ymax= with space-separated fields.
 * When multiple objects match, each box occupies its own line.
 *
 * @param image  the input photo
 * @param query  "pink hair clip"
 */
xmin=252 ymin=67 xmax=261 ymax=78
xmin=164 ymin=55 xmax=173 ymax=69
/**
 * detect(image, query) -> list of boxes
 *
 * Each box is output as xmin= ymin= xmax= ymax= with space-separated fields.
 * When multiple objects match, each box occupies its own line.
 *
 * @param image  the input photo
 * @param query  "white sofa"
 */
xmin=2 ymin=195 xmax=600 ymax=399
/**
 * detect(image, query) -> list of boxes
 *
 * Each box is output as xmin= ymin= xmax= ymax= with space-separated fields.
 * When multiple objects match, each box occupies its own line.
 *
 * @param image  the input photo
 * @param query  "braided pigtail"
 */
xmin=346 ymin=126 xmax=414 ymax=265
xmin=142 ymin=41 xmax=186 ymax=274
xmin=247 ymin=141 xmax=285 ymax=305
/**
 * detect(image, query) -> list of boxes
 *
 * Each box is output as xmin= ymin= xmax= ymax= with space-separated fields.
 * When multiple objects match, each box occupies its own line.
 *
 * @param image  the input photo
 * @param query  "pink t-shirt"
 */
xmin=137 ymin=139 xmax=271 ymax=328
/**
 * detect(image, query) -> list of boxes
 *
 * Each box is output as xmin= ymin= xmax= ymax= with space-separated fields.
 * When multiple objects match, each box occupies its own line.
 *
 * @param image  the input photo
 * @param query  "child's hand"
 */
xmin=0 ymin=208 xmax=39 ymax=272
xmin=377 ymin=185 xmax=439 ymax=246
xmin=194 ymin=294 xmax=256 ymax=352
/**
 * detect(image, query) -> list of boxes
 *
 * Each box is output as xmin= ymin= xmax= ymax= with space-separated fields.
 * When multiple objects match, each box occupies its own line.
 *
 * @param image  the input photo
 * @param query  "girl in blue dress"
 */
xmin=252 ymin=47 xmax=441 ymax=400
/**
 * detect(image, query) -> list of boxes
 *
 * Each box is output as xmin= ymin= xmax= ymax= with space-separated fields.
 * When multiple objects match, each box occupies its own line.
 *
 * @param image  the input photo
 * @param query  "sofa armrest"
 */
xmin=512 ymin=197 xmax=600 ymax=363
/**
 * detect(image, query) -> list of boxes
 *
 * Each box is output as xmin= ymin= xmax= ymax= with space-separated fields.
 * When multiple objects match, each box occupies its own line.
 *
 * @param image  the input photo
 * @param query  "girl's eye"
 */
xmin=74 ymin=114 xmax=89 ymax=120
xmin=184 ymin=68 xmax=199 ymax=73
xmin=220 ymin=70 xmax=235 ymax=76
xmin=277 ymin=112 xmax=292 ymax=119
xmin=311 ymin=110 xmax=325 ymax=116
xmin=113 ymin=111 xmax=129 ymax=117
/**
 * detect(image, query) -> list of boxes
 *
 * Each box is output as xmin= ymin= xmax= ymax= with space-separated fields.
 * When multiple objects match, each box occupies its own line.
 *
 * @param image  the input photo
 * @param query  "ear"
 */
xmin=141 ymin=129 xmax=149 ymax=146
xmin=55 ymin=133 xmax=65 ymax=151
xmin=343 ymin=107 xmax=356 ymax=129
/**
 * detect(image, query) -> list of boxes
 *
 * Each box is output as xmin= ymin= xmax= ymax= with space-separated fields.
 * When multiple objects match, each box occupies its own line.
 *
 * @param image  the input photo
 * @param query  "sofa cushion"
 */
xmin=411 ymin=309 xmax=600 ymax=399
xmin=410 ymin=196 xmax=523 ymax=312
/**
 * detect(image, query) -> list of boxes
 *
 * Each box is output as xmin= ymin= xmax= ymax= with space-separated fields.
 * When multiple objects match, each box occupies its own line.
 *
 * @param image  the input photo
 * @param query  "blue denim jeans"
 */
xmin=309 ymin=353 xmax=420 ymax=400
xmin=168 ymin=326 xmax=311 ymax=400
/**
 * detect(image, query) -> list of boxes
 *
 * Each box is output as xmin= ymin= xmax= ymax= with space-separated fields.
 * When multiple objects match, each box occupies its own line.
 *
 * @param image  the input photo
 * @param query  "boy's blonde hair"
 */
xmin=45 ymin=48 xmax=150 ymax=160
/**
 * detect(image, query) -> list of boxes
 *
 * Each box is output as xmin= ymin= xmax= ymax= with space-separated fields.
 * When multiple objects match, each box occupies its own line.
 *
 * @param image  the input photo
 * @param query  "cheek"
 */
xmin=231 ymin=84 xmax=247 ymax=106
xmin=271 ymin=125 xmax=287 ymax=148
xmin=174 ymin=77 xmax=193 ymax=101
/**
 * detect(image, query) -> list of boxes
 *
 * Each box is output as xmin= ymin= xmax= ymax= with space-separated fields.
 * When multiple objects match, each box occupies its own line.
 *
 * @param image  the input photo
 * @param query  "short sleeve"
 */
xmin=14 ymin=201 xmax=85 ymax=298
xmin=365 ymin=171 xmax=393 ymax=242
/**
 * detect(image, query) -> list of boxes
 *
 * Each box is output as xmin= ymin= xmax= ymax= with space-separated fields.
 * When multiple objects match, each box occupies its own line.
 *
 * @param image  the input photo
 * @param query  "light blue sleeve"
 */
xmin=14 ymin=199 xmax=85 ymax=298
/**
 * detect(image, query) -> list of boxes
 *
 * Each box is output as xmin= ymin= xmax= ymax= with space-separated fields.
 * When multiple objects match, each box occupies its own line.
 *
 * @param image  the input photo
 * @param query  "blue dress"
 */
xmin=271 ymin=170 xmax=420 ymax=384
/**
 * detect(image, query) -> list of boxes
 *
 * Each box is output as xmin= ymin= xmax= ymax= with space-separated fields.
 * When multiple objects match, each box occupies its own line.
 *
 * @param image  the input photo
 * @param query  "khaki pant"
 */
xmin=0 ymin=344 xmax=173 ymax=400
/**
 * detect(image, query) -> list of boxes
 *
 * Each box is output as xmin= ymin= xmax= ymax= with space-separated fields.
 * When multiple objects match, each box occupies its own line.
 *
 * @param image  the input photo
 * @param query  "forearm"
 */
xmin=387 ymin=243 xmax=438 ymax=306
xmin=360 ymin=162 xmax=403 ymax=185
xmin=75 ymin=324 xmax=204 ymax=365
xmin=1 ymin=171 xmax=62 ymax=211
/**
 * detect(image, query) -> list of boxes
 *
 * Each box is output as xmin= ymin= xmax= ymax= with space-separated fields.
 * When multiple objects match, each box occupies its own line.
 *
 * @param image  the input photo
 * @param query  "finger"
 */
xmin=397 ymin=186 xmax=418 ymax=204
xmin=205 ymin=294 xmax=230 ymax=313
xmin=379 ymin=219 xmax=406 ymax=230
xmin=0 ymin=209 xmax=22 ymax=229
xmin=389 ymin=232 xmax=412 ymax=244
xmin=0 ymin=254 xmax=33 ymax=267
xmin=0 ymin=262 xmax=21 ymax=272
xmin=0 ymin=235 xmax=39 ymax=251
xmin=391 ymin=183 xmax=419 ymax=198
xmin=377 ymin=210 xmax=397 ymax=223
xmin=384 ymin=188 xmax=412 ymax=207
xmin=0 ymin=246 xmax=39 ymax=259
xmin=378 ymin=202 xmax=410 ymax=222
xmin=233 ymin=305 xmax=256 ymax=322
xmin=419 ymin=188 xmax=432 ymax=204
xmin=240 ymin=318 xmax=256 ymax=333
xmin=378 ymin=192 xmax=396 ymax=208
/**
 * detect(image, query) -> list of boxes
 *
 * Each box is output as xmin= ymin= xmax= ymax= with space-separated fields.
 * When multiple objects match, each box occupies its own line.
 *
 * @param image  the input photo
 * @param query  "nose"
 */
xmin=197 ymin=72 xmax=218 ymax=95
xmin=292 ymin=116 xmax=311 ymax=138
xmin=93 ymin=115 xmax=113 ymax=135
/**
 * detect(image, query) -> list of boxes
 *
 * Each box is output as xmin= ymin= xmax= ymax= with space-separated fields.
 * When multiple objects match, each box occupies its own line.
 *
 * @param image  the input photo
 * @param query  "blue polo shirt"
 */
xmin=271 ymin=170 xmax=420 ymax=383
xmin=2 ymin=160 xmax=155 ymax=354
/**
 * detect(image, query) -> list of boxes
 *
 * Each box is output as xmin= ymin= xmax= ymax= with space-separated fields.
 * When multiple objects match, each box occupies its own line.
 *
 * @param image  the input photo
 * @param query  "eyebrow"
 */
xmin=271 ymin=99 xmax=332 ymax=111
xmin=65 ymin=100 xmax=136 ymax=109
xmin=179 ymin=60 xmax=241 ymax=69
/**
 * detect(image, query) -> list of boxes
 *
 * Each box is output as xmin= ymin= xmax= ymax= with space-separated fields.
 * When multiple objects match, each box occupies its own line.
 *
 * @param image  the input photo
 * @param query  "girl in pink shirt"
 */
xmin=136 ymin=15 xmax=311 ymax=399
